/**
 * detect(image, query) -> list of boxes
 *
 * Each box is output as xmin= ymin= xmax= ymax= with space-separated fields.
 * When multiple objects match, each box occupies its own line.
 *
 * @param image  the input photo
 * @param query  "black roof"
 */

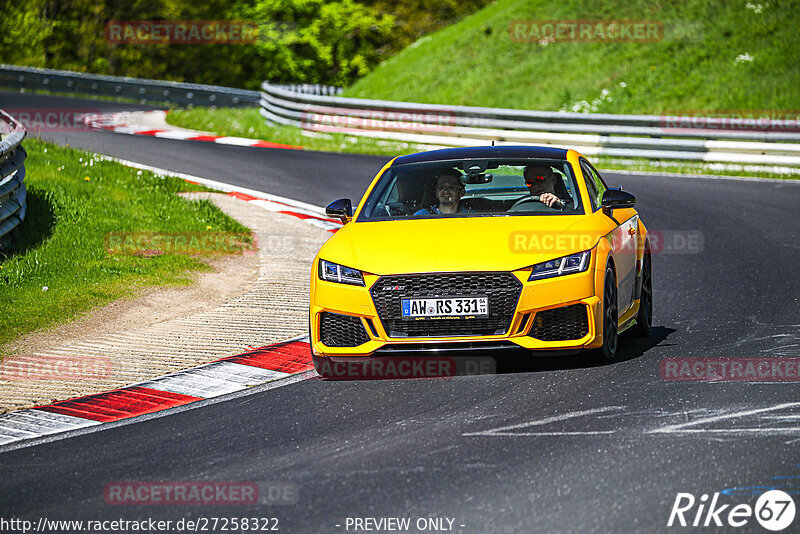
xmin=393 ymin=145 xmax=569 ymax=166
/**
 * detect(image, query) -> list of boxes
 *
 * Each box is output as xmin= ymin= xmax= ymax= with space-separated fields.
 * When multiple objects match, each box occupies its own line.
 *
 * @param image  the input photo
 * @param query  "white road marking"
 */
xmin=474 ymin=431 xmax=616 ymax=437
xmin=215 ymin=136 xmax=263 ymax=146
xmin=650 ymin=402 xmax=800 ymax=435
xmin=153 ymin=130 xmax=202 ymax=140
xmin=463 ymin=406 xmax=625 ymax=437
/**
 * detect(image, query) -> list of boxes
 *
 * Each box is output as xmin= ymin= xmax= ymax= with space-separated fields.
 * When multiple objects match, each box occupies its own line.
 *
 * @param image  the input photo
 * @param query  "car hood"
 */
xmin=319 ymin=215 xmax=609 ymax=275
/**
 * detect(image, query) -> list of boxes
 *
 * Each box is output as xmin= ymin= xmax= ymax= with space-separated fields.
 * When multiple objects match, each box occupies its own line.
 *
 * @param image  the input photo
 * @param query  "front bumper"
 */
xmin=310 ymin=266 xmax=603 ymax=358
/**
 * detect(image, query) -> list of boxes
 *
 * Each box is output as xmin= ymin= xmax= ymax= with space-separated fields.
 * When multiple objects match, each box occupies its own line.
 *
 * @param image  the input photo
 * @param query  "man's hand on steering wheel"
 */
xmin=539 ymin=193 xmax=565 ymax=209
xmin=508 ymin=194 xmax=566 ymax=211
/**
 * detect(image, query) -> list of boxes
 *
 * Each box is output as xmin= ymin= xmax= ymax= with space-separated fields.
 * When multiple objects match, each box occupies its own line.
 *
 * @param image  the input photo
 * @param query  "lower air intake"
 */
xmin=320 ymin=312 xmax=370 ymax=347
xmin=528 ymin=304 xmax=589 ymax=341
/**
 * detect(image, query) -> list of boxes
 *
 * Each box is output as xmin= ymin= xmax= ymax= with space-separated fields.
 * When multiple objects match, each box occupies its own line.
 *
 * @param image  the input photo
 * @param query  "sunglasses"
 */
xmin=525 ymin=174 xmax=554 ymax=186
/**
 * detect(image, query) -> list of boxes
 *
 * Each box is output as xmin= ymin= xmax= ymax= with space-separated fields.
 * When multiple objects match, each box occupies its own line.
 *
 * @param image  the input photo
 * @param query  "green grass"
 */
xmin=165 ymin=107 xmax=425 ymax=157
xmin=0 ymin=138 xmax=252 ymax=352
xmin=346 ymin=0 xmax=800 ymax=115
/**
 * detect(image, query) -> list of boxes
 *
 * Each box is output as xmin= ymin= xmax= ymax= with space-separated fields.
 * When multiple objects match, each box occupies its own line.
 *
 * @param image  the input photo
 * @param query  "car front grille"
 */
xmin=320 ymin=312 xmax=370 ymax=347
xmin=370 ymin=272 xmax=522 ymax=338
xmin=528 ymin=304 xmax=589 ymax=341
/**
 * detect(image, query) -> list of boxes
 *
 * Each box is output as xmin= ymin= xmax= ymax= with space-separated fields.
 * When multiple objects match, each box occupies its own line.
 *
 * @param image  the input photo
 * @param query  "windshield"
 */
xmin=357 ymin=158 xmax=583 ymax=221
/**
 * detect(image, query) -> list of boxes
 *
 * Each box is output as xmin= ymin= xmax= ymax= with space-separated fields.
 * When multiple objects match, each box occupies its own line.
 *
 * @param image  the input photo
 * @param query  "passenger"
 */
xmin=516 ymin=164 xmax=572 ymax=210
xmin=414 ymin=169 xmax=472 ymax=215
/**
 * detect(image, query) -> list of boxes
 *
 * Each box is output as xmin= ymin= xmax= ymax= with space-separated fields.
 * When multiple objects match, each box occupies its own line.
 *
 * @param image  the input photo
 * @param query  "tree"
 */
xmin=234 ymin=0 xmax=394 ymax=85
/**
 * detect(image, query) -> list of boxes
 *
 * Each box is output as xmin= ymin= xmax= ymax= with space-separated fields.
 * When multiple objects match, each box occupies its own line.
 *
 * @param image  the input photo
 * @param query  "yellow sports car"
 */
xmin=310 ymin=146 xmax=651 ymax=376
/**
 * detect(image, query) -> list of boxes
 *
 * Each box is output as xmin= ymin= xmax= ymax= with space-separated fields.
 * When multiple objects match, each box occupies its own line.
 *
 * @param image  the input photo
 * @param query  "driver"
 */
xmin=414 ymin=168 xmax=472 ymax=215
xmin=521 ymin=164 xmax=572 ymax=210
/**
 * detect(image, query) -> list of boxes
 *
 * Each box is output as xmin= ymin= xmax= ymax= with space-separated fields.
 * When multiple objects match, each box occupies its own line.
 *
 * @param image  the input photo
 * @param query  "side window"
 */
xmin=591 ymin=164 xmax=608 ymax=206
xmin=580 ymin=161 xmax=600 ymax=211
xmin=580 ymin=160 xmax=607 ymax=211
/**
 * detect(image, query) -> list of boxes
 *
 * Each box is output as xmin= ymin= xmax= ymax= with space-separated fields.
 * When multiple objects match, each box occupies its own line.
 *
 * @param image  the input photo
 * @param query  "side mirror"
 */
xmin=601 ymin=189 xmax=636 ymax=214
xmin=326 ymin=198 xmax=353 ymax=223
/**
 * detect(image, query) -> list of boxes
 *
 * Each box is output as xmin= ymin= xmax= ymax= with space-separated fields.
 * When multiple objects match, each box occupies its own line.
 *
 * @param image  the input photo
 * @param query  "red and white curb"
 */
xmin=226 ymin=191 xmax=342 ymax=233
xmin=84 ymin=110 xmax=303 ymax=150
xmin=0 ymin=337 xmax=314 ymax=447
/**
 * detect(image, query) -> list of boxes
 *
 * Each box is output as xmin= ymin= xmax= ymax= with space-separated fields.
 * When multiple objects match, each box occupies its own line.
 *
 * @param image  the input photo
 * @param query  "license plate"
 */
xmin=401 ymin=296 xmax=489 ymax=320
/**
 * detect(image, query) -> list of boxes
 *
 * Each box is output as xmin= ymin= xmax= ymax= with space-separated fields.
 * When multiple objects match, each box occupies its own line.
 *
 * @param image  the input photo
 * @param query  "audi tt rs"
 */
xmin=310 ymin=146 xmax=652 ymax=376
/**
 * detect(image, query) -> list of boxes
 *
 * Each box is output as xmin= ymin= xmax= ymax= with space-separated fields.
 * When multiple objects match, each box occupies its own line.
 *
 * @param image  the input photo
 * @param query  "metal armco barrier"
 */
xmin=0 ymin=109 xmax=27 ymax=250
xmin=0 ymin=64 xmax=259 ymax=107
xmin=260 ymin=81 xmax=800 ymax=167
xmin=2 ymin=64 xmax=797 ymax=167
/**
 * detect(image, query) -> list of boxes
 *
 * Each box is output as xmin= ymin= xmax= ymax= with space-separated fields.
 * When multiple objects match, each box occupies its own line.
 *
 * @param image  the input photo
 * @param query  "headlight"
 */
xmin=318 ymin=259 xmax=365 ymax=286
xmin=528 ymin=250 xmax=591 ymax=281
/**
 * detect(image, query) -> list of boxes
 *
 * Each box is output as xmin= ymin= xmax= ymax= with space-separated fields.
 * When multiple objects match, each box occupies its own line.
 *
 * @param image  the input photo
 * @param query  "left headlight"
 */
xmin=528 ymin=250 xmax=591 ymax=281
xmin=318 ymin=259 xmax=365 ymax=286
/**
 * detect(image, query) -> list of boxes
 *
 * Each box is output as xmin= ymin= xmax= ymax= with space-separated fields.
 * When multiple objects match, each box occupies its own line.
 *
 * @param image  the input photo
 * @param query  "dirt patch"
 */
xmin=2 ymin=252 xmax=259 ymax=360
xmin=0 ymin=193 xmax=331 ymax=413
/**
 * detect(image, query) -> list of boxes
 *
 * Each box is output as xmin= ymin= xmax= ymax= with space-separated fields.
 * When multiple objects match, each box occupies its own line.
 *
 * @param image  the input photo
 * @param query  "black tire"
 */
xmin=312 ymin=355 xmax=336 ymax=379
xmin=631 ymin=247 xmax=652 ymax=338
xmin=595 ymin=264 xmax=619 ymax=362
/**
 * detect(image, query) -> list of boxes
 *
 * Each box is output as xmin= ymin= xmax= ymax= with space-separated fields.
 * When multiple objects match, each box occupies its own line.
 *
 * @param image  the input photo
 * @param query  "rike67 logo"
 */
xmin=668 ymin=490 xmax=796 ymax=531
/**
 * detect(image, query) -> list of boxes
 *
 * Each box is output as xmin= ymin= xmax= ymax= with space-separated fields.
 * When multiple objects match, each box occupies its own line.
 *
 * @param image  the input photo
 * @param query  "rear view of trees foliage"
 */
xmin=1 ymin=0 xmax=489 ymax=89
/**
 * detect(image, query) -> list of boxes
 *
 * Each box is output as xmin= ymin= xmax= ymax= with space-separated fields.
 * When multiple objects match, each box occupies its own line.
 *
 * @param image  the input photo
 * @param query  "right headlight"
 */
xmin=318 ymin=259 xmax=365 ymax=286
xmin=528 ymin=250 xmax=591 ymax=281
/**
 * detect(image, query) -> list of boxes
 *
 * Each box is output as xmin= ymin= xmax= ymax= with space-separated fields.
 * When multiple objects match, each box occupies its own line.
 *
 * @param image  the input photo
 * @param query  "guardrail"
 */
xmin=261 ymin=81 xmax=800 ymax=167
xmin=0 ymin=109 xmax=27 ymax=250
xmin=0 ymin=64 xmax=259 ymax=107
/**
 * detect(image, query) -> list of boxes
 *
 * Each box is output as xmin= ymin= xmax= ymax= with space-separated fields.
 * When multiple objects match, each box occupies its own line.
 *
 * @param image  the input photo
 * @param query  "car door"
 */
xmin=579 ymin=159 xmax=637 ymax=314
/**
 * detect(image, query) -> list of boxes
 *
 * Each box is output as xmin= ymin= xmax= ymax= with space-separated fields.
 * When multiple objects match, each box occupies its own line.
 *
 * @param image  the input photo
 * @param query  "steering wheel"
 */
xmin=507 ymin=195 xmax=564 ymax=212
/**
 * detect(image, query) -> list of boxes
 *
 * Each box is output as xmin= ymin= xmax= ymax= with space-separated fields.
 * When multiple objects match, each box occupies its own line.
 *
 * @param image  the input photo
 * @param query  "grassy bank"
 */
xmin=0 ymin=138 xmax=251 ymax=351
xmin=345 ymin=0 xmax=799 ymax=114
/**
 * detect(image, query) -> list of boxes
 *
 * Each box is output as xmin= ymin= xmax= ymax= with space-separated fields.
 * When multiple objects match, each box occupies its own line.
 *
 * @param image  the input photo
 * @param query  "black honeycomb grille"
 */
xmin=320 ymin=312 xmax=370 ymax=347
xmin=370 ymin=272 xmax=522 ymax=338
xmin=529 ymin=304 xmax=589 ymax=341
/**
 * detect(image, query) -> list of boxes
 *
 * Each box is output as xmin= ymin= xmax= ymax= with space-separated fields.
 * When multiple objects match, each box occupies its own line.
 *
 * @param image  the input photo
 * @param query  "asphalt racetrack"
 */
xmin=2 ymin=91 xmax=800 ymax=533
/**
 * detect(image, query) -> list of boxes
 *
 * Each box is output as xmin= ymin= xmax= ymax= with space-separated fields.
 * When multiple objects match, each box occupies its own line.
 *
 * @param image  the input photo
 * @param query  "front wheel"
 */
xmin=595 ymin=264 xmax=619 ymax=362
